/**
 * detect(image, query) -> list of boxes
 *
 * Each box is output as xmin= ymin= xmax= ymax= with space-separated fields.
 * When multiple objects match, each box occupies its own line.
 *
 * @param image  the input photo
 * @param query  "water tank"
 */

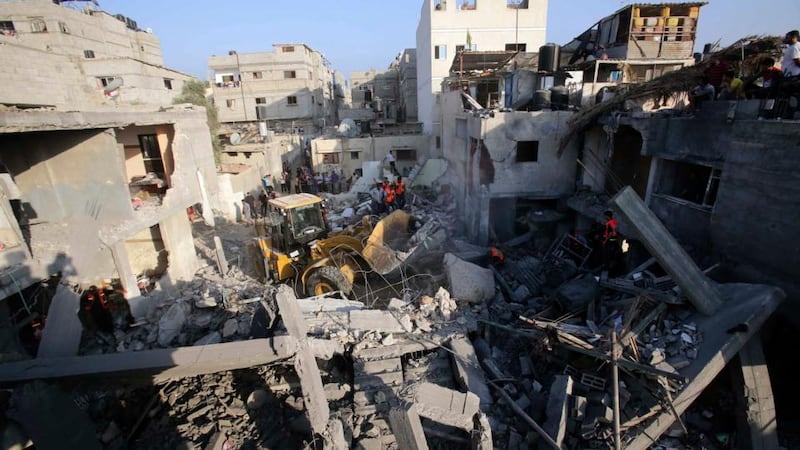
xmin=538 ymin=43 xmax=561 ymax=73
xmin=532 ymin=90 xmax=551 ymax=111
xmin=550 ymin=86 xmax=569 ymax=110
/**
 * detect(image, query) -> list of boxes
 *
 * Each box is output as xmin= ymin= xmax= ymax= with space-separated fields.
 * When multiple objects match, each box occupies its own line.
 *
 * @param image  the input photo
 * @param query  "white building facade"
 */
xmin=415 ymin=0 xmax=548 ymax=137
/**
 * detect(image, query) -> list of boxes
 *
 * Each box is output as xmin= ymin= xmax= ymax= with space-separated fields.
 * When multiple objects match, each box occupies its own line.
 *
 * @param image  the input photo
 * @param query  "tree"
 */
xmin=173 ymin=79 xmax=222 ymax=163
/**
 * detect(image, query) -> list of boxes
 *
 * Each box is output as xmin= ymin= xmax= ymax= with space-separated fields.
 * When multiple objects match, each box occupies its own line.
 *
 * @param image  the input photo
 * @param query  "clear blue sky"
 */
xmin=100 ymin=0 xmax=798 ymax=80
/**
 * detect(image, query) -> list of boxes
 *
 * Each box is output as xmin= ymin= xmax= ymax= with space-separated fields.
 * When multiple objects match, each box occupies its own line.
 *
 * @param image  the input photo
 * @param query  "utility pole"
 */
xmin=514 ymin=0 xmax=520 ymax=51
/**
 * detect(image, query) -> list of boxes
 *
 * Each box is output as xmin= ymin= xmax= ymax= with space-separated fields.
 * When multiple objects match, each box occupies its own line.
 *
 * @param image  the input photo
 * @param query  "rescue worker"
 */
xmin=78 ymin=285 xmax=114 ymax=333
xmin=370 ymin=183 xmax=385 ymax=215
xmin=395 ymin=176 xmax=406 ymax=209
xmin=489 ymin=244 xmax=505 ymax=267
xmin=602 ymin=210 xmax=622 ymax=274
xmin=385 ymin=182 xmax=397 ymax=212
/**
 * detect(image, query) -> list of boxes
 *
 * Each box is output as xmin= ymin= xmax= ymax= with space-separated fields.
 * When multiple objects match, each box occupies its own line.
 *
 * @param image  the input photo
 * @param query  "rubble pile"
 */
xmin=69 ymin=366 xmax=319 ymax=450
xmin=79 ymin=267 xmax=277 ymax=355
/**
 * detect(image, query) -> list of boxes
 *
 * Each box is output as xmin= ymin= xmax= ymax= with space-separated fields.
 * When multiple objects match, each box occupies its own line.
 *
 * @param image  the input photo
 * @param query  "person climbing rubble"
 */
xmin=601 ymin=210 xmax=623 ymax=275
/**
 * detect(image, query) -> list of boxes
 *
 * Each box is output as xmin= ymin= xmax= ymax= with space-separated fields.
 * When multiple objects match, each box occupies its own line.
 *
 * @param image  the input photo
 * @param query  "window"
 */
xmin=287 ymin=96 xmax=298 ymax=105
xmin=30 ymin=18 xmax=47 ymax=33
xmin=281 ymin=46 xmax=295 ymax=53
xmin=226 ymin=99 xmax=236 ymax=108
xmin=434 ymin=0 xmax=445 ymax=10
xmin=516 ymin=141 xmax=539 ymax=162
xmin=434 ymin=45 xmax=447 ymax=60
xmin=507 ymin=0 xmax=528 ymax=8
xmin=58 ymin=21 xmax=69 ymax=34
xmin=394 ymin=149 xmax=417 ymax=161
xmin=458 ymin=0 xmax=476 ymax=10
xmin=163 ymin=78 xmax=173 ymax=90
xmin=140 ymin=45 xmax=145 ymax=51
xmin=252 ymin=71 xmax=263 ymax=79
xmin=0 ymin=21 xmax=15 ymax=37
xmin=350 ymin=151 xmax=361 ymax=160
xmin=659 ymin=161 xmax=721 ymax=207
xmin=435 ymin=136 xmax=441 ymax=149
xmin=309 ymin=71 xmax=313 ymax=79
xmin=138 ymin=134 xmax=165 ymax=174
xmin=255 ymin=97 xmax=266 ymax=104
xmin=322 ymin=153 xmax=340 ymax=164
xmin=97 ymin=76 xmax=115 ymax=87
xmin=284 ymin=70 xmax=297 ymax=79
xmin=505 ymin=43 xmax=527 ymax=52
xmin=84 ymin=49 xmax=95 ymax=59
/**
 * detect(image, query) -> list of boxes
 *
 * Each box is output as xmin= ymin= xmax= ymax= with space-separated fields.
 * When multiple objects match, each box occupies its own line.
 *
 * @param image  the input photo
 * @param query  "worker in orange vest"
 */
xmin=395 ymin=176 xmax=406 ymax=209
xmin=489 ymin=244 xmax=505 ymax=266
xmin=601 ymin=210 xmax=622 ymax=274
xmin=384 ymin=183 xmax=397 ymax=212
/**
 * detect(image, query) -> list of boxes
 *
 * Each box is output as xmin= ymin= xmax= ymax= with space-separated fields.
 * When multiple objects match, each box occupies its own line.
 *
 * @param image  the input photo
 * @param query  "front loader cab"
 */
xmin=268 ymin=193 xmax=327 ymax=248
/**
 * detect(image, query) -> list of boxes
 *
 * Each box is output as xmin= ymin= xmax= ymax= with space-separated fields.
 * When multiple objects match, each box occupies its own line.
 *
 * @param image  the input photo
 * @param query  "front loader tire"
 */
xmin=305 ymin=266 xmax=353 ymax=297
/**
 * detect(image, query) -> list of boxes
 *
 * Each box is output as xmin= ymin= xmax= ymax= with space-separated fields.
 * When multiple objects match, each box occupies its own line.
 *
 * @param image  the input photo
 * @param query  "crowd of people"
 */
xmin=689 ymin=30 xmax=800 ymax=111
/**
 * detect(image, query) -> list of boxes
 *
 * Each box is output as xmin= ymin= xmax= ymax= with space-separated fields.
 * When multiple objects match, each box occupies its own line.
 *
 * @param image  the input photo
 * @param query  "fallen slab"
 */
xmin=543 ymin=375 xmax=573 ymax=448
xmin=411 ymin=382 xmax=481 ymax=431
xmin=443 ymin=253 xmax=495 ymax=303
xmin=448 ymin=337 xmax=492 ymax=411
xmin=610 ymin=186 xmax=722 ymax=315
xmin=737 ymin=333 xmax=779 ymax=450
xmin=36 ymin=284 xmax=82 ymax=358
xmin=625 ymin=283 xmax=784 ymax=449
xmin=0 ymin=336 xmax=298 ymax=383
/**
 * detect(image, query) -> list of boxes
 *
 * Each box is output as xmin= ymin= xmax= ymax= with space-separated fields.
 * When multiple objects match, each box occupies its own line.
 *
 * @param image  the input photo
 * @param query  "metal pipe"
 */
xmin=612 ymin=330 xmax=622 ymax=450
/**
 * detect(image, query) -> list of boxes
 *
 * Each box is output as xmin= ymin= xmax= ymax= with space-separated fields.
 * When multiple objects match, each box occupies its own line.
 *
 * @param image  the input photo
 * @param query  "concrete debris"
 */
xmin=443 ymin=253 xmax=495 ymax=303
xmin=157 ymin=301 xmax=189 ymax=346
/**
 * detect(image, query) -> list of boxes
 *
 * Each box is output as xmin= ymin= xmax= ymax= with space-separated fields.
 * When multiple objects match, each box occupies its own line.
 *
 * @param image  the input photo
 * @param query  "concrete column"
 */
xmin=644 ymin=157 xmax=660 ymax=207
xmin=109 ymin=241 xmax=147 ymax=319
xmin=158 ymin=211 xmax=198 ymax=282
xmin=389 ymin=404 xmax=429 ymax=450
xmin=738 ymin=334 xmax=779 ymax=450
xmin=610 ymin=186 xmax=723 ymax=315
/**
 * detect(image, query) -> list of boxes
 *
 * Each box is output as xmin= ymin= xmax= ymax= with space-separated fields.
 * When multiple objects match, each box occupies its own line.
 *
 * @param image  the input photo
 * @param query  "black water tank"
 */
xmin=538 ymin=43 xmax=561 ymax=73
xmin=550 ymin=86 xmax=569 ymax=110
xmin=532 ymin=90 xmax=551 ymax=111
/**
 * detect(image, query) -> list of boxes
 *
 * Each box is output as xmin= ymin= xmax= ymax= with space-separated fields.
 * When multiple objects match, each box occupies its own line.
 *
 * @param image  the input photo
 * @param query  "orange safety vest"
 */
xmin=396 ymin=181 xmax=405 ymax=195
xmin=603 ymin=218 xmax=618 ymax=242
xmin=385 ymin=188 xmax=396 ymax=204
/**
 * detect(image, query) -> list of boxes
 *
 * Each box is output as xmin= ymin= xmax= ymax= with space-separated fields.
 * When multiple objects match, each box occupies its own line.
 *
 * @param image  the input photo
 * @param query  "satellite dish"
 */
xmin=337 ymin=118 xmax=358 ymax=138
xmin=229 ymin=132 xmax=241 ymax=145
xmin=103 ymin=77 xmax=124 ymax=92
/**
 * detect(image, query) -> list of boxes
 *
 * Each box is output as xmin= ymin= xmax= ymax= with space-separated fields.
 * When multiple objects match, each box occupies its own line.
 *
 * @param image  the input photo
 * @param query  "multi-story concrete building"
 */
xmin=398 ymin=48 xmax=419 ymax=122
xmin=0 ymin=106 xmax=220 ymax=321
xmin=0 ymin=0 xmax=191 ymax=109
xmin=416 ymin=0 xmax=548 ymax=134
xmin=208 ymin=44 xmax=337 ymax=132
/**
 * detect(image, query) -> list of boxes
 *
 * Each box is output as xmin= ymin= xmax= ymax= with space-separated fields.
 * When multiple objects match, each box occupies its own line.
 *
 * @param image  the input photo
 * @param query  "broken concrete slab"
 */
xmin=36 ymin=284 xmax=82 ymax=358
xmin=448 ymin=337 xmax=492 ymax=411
xmin=443 ymin=253 xmax=495 ymax=303
xmin=157 ymin=301 xmax=189 ymax=346
xmin=543 ymin=374 xmax=574 ymax=448
xmin=349 ymin=310 xmax=405 ymax=333
xmin=625 ymin=283 xmax=784 ymax=449
xmin=411 ymin=382 xmax=480 ymax=431
xmin=737 ymin=333 xmax=779 ymax=450
xmin=610 ymin=186 xmax=722 ymax=315
xmin=0 ymin=336 xmax=299 ymax=383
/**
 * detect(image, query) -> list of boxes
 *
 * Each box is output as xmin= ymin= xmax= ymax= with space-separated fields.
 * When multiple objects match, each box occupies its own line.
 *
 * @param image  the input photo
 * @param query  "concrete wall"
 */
xmin=0 ymin=1 xmax=190 ymax=109
xmin=416 ymin=0 xmax=548 ymax=132
xmin=311 ymin=135 xmax=430 ymax=177
xmin=612 ymin=100 xmax=800 ymax=313
xmin=399 ymin=48 xmax=418 ymax=121
xmin=209 ymin=44 xmax=335 ymax=126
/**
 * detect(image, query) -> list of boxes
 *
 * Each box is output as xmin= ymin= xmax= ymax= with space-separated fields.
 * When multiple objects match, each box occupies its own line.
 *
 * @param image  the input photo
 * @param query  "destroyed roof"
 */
xmin=449 ymin=51 xmax=517 ymax=74
xmin=557 ymin=35 xmax=785 ymax=155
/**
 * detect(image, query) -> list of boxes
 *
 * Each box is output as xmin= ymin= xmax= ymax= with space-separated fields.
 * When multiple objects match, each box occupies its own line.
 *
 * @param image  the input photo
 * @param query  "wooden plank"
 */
xmin=0 ymin=336 xmax=298 ymax=383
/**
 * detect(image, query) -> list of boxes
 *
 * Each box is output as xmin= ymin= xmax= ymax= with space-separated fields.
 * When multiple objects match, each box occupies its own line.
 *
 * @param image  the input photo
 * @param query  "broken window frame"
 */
xmin=655 ymin=160 xmax=721 ymax=209
xmin=137 ymin=134 xmax=166 ymax=175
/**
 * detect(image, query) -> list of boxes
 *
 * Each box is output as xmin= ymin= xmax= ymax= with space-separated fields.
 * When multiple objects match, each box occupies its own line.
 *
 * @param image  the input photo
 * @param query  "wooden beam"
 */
xmin=0 ymin=336 xmax=298 ymax=384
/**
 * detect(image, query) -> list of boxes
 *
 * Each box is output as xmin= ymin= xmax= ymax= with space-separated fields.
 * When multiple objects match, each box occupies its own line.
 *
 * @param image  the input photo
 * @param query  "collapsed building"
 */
xmin=0 ymin=2 xmax=799 ymax=450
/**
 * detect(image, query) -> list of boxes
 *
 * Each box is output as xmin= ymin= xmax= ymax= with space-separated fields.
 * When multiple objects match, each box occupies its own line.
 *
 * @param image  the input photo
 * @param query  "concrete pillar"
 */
xmin=644 ymin=157 xmax=660 ymax=207
xmin=109 ymin=241 xmax=148 ymax=320
xmin=158 ymin=210 xmax=198 ymax=282
xmin=389 ymin=404 xmax=429 ymax=450
xmin=737 ymin=334 xmax=779 ymax=450
xmin=610 ymin=186 xmax=722 ymax=315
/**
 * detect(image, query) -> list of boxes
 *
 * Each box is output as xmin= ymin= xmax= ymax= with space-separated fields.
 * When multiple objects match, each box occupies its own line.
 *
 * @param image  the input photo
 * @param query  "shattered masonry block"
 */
xmin=443 ymin=253 xmax=495 ymax=303
xmin=580 ymin=373 xmax=606 ymax=391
